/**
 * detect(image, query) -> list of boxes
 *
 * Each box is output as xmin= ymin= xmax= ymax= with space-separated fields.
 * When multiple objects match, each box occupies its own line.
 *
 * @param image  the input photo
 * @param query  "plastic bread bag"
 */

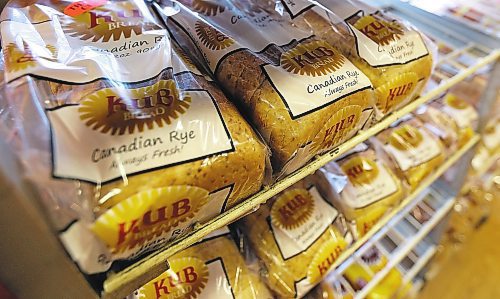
xmin=414 ymin=104 xmax=460 ymax=154
xmin=0 ymin=0 xmax=269 ymax=274
xmin=318 ymin=143 xmax=407 ymax=238
xmin=272 ymin=0 xmax=435 ymax=119
xmin=154 ymin=0 xmax=376 ymax=175
xmin=127 ymin=227 xmax=273 ymax=299
xmin=437 ymin=93 xmax=478 ymax=148
xmin=238 ymin=175 xmax=349 ymax=298
xmin=305 ymin=278 xmax=355 ymax=299
xmin=373 ymin=116 xmax=445 ymax=191
xmin=343 ymin=247 xmax=410 ymax=299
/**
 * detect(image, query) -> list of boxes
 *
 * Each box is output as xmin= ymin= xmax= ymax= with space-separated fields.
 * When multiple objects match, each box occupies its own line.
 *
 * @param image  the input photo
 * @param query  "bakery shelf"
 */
xmin=322 ymin=186 xmax=455 ymax=299
xmin=101 ymin=50 xmax=496 ymax=299
xmin=351 ymin=191 xmax=455 ymax=299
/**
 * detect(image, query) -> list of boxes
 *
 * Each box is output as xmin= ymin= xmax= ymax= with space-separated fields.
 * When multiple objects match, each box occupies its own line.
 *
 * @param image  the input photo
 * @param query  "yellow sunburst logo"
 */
xmin=191 ymin=0 xmax=226 ymax=16
xmin=389 ymin=125 xmax=424 ymax=151
xmin=354 ymin=15 xmax=404 ymax=46
xmin=195 ymin=21 xmax=234 ymax=51
xmin=79 ymin=80 xmax=191 ymax=135
xmin=140 ymin=257 xmax=209 ymax=299
xmin=313 ymin=105 xmax=363 ymax=152
xmin=280 ymin=41 xmax=345 ymax=77
xmin=341 ymin=156 xmax=380 ymax=186
xmin=60 ymin=1 xmax=159 ymax=42
xmin=271 ymin=188 xmax=315 ymax=230
xmin=444 ymin=94 xmax=469 ymax=110
xmin=3 ymin=42 xmax=57 ymax=73
xmin=375 ymin=72 xmax=418 ymax=113
xmin=307 ymin=232 xmax=347 ymax=283
xmin=91 ymin=186 xmax=209 ymax=254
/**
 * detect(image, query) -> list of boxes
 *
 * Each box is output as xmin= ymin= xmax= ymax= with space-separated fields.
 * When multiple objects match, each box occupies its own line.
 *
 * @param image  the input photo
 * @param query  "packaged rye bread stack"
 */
xmin=272 ymin=0 xmax=434 ymax=119
xmin=414 ymin=104 xmax=460 ymax=154
xmin=0 ymin=0 xmax=268 ymax=274
xmin=127 ymin=227 xmax=273 ymax=299
xmin=438 ymin=93 xmax=478 ymax=148
xmin=319 ymin=143 xmax=407 ymax=238
xmin=155 ymin=0 xmax=376 ymax=174
xmin=374 ymin=117 xmax=445 ymax=191
xmin=238 ymin=175 xmax=349 ymax=298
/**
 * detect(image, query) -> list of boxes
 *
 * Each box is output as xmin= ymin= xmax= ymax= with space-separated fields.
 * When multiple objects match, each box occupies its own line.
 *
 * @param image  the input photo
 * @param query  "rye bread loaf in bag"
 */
xmin=319 ymin=143 xmax=407 ymax=238
xmin=127 ymin=227 xmax=273 ymax=299
xmin=238 ymin=175 xmax=349 ymax=298
xmin=0 ymin=0 xmax=267 ymax=274
xmin=374 ymin=117 xmax=445 ymax=191
xmin=155 ymin=0 xmax=375 ymax=174
xmin=274 ymin=0 xmax=434 ymax=119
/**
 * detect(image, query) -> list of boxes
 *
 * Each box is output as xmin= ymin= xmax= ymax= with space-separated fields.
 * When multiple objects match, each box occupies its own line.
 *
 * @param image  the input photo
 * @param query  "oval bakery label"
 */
xmin=269 ymin=186 xmax=339 ymax=260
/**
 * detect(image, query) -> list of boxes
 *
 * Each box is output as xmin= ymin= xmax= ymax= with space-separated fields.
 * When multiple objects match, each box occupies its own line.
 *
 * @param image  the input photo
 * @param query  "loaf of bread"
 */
xmin=319 ymin=143 xmax=406 ymax=238
xmin=160 ymin=0 xmax=375 ymax=173
xmin=374 ymin=117 xmax=445 ymax=190
xmin=239 ymin=176 xmax=348 ymax=298
xmin=131 ymin=229 xmax=273 ymax=299
xmin=414 ymin=104 xmax=460 ymax=154
xmin=274 ymin=0 xmax=434 ymax=118
xmin=0 ymin=0 xmax=267 ymax=273
xmin=438 ymin=93 xmax=478 ymax=148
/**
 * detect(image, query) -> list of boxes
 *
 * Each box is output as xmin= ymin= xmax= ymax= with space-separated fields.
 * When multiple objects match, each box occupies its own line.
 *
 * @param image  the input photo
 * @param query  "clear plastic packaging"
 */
xmin=273 ymin=0 xmax=435 ymax=119
xmin=414 ymin=104 xmax=460 ymax=154
xmin=0 ymin=0 xmax=268 ymax=274
xmin=238 ymin=175 xmax=349 ymax=298
xmin=374 ymin=117 xmax=446 ymax=190
xmin=154 ymin=0 xmax=376 ymax=174
xmin=319 ymin=143 xmax=407 ymax=238
xmin=437 ymin=93 xmax=478 ymax=148
xmin=127 ymin=227 xmax=273 ymax=299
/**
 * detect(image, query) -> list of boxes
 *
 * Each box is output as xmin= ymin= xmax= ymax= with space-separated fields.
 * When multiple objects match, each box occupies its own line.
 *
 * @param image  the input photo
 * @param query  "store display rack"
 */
xmin=102 ymin=49 xmax=496 ymax=298
xmin=336 ymin=187 xmax=455 ymax=299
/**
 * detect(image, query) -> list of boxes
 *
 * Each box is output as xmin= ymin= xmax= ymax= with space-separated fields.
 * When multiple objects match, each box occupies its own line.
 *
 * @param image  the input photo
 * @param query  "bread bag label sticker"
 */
xmin=295 ymin=236 xmax=347 ymax=297
xmin=348 ymin=15 xmax=429 ymax=67
xmin=341 ymin=157 xmax=399 ymax=209
xmin=384 ymin=125 xmax=441 ymax=171
xmin=270 ymin=186 xmax=339 ymax=260
xmin=263 ymin=41 xmax=372 ymax=118
xmin=170 ymin=4 xmax=311 ymax=73
xmin=483 ymin=122 xmax=500 ymax=151
xmin=47 ymin=85 xmax=233 ymax=183
xmin=136 ymin=257 xmax=234 ymax=299
xmin=442 ymin=95 xmax=478 ymax=129
xmin=64 ymin=0 xmax=107 ymax=17
xmin=1 ymin=1 xmax=170 ymax=83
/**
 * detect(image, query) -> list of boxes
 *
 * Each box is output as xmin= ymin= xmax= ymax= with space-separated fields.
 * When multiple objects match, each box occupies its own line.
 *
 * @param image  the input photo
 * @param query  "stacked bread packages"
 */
xmin=438 ymin=93 xmax=478 ymax=147
xmin=0 ymin=0 xmax=268 ymax=274
xmin=272 ymin=0 xmax=434 ymax=119
xmin=374 ymin=117 xmax=445 ymax=190
xmin=127 ymin=227 xmax=273 ymax=299
xmin=238 ymin=175 xmax=349 ymax=298
xmin=319 ymin=143 xmax=407 ymax=238
xmin=155 ymin=0 xmax=376 ymax=174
